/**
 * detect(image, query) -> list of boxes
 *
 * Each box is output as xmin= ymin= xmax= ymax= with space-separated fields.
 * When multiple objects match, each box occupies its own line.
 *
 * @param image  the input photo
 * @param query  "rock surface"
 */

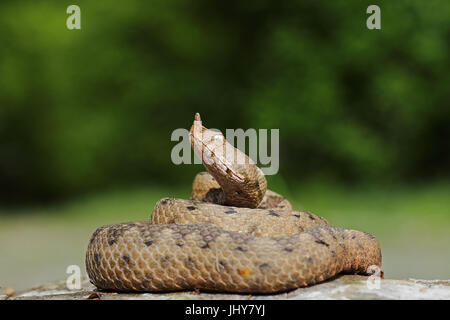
xmin=2 ymin=276 xmax=450 ymax=300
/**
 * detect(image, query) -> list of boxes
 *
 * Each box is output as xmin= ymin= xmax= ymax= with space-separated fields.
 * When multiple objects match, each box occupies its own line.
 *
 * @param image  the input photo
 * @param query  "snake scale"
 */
xmin=86 ymin=113 xmax=382 ymax=293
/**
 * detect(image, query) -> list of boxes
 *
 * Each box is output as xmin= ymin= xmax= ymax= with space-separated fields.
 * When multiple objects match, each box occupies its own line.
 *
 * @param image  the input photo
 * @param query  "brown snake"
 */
xmin=86 ymin=113 xmax=382 ymax=293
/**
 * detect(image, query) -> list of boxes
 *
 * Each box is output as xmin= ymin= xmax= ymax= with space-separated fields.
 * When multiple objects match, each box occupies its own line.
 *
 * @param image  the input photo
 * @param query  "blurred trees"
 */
xmin=0 ymin=0 xmax=449 ymax=203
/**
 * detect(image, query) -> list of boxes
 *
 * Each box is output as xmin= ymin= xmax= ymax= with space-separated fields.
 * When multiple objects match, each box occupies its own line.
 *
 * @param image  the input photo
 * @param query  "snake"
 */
xmin=86 ymin=113 xmax=382 ymax=293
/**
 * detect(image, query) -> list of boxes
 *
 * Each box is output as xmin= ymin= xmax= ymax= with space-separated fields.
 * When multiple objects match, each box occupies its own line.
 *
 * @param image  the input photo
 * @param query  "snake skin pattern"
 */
xmin=86 ymin=113 xmax=382 ymax=293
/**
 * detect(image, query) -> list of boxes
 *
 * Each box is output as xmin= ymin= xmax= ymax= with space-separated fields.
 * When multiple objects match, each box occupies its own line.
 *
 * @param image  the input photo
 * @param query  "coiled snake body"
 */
xmin=86 ymin=114 xmax=382 ymax=293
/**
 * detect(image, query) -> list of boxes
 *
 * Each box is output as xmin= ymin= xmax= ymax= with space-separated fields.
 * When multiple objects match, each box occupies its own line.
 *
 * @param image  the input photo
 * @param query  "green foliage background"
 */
xmin=0 ymin=0 xmax=449 ymax=203
xmin=1 ymin=1 xmax=450 ymax=289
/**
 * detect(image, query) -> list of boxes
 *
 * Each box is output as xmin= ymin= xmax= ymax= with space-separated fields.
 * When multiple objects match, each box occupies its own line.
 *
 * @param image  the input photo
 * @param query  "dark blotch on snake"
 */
xmin=315 ymin=239 xmax=329 ymax=247
xmin=144 ymin=273 xmax=153 ymax=281
xmin=186 ymin=206 xmax=197 ymax=211
xmin=224 ymin=208 xmax=236 ymax=214
xmin=122 ymin=256 xmax=130 ymax=264
xmin=235 ymin=247 xmax=245 ymax=252
xmin=268 ymin=210 xmax=279 ymax=217
xmin=144 ymin=240 xmax=153 ymax=246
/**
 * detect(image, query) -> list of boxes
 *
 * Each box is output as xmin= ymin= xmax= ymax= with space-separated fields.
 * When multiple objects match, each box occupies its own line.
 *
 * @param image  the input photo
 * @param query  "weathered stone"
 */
xmin=2 ymin=276 xmax=449 ymax=300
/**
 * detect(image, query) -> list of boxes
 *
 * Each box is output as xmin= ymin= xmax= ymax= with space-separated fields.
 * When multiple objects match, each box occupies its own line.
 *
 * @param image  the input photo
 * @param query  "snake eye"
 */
xmin=235 ymin=190 xmax=243 ymax=195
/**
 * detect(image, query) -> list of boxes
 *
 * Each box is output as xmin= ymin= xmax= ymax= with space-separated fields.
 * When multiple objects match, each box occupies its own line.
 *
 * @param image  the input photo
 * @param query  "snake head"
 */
xmin=189 ymin=113 xmax=267 ymax=208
